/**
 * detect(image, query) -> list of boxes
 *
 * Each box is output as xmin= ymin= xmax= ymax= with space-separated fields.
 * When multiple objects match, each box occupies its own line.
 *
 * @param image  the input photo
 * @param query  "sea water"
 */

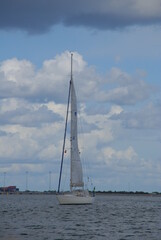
xmin=1 ymin=194 xmax=161 ymax=240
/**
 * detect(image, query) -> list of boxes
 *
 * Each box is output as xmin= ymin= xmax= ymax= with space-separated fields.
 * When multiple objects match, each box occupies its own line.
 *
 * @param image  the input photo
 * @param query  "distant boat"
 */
xmin=56 ymin=53 xmax=94 ymax=205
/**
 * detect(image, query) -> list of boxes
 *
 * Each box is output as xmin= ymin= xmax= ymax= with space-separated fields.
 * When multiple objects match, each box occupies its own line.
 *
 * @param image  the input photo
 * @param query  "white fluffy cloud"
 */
xmin=97 ymin=68 xmax=154 ymax=105
xmin=0 ymin=52 xmax=73 ymax=101
xmin=0 ymin=52 xmax=154 ymax=105
xmin=102 ymin=146 xmax=140 ymax=173
xmin=112 ymin=101 xmax=161 ymax=129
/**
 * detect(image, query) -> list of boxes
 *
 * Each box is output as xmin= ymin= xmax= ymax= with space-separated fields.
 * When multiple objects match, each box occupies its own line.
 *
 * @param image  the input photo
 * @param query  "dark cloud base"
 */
xmin=0 ymin=0 xmax=161 ymax=34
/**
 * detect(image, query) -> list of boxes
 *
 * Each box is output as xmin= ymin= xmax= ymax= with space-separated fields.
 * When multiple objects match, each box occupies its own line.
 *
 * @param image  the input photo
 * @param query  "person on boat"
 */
xmin=93 ymin=187 xmax=95 ymax=197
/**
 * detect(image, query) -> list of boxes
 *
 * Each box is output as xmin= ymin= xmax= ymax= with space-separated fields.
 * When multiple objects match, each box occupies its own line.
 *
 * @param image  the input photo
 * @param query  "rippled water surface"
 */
xmin=1 ymin=194 xmax=161 ymax=239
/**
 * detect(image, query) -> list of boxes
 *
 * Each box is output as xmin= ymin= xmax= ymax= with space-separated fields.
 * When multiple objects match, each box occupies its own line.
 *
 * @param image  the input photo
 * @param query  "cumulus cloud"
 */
xmin=0 ymin=0 xmax=161 ymax=34
xmin=0 ymin=131 xmax=39 ymax=162
xmin=98 ymin=68 xmax=154 ymax=105
xmin=0 ymin=119 xmax=64 ymax=164
xmin=0 ymin=103 xmax=61 ymax=127
xmin=100 ymin=145 xmax=158 ymax=178
xmin=112 ymin=101 xmax=161 ymax=129
xmin=0 ymin=51 xmax=85 ymax=102
xmin=0 ymin=52 xmax=155 ymax=106
xmin=103 ymin=146 xmax=138 ymax=166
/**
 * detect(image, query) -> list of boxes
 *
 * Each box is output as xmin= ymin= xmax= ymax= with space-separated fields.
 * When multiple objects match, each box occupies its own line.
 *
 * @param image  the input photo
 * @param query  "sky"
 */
xmin=0 ymin=0 xmax=161 ymax=192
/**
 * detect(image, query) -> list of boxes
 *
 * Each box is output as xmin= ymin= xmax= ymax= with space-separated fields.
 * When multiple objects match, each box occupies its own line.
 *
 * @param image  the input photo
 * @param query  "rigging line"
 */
xmin=57 ymin=80 xmax=71 ymax=193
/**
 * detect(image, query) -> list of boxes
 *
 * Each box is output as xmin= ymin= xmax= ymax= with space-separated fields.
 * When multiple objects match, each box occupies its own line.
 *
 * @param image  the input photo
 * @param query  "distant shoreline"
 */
xmin=1 ymin=190 xmax=161 ymax=196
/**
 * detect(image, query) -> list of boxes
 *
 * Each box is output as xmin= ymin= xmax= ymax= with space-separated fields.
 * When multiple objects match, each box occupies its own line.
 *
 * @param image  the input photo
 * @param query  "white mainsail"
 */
xmin=70 ymin=77 xmax=84 ymax=188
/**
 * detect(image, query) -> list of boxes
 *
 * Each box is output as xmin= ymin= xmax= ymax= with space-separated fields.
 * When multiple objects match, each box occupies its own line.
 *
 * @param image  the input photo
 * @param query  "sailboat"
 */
xmin=56 ymin=53 xmax=94 ymax=205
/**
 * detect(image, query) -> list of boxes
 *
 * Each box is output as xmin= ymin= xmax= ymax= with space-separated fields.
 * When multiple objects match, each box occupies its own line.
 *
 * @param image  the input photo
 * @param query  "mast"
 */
xmin=70 ymin=53 xmax=73 ymax=191
xmin=58 ymin=53 xmax=83 ymax=193
xmin=57 ymin=57 xmax=72 ymax=193
xmin=71 ymin=53 xmax=73 ymax=82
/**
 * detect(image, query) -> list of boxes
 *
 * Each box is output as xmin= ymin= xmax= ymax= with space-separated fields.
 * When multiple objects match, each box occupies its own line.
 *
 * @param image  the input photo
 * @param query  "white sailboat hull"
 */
xmin=56 ymin=193 xmax=94 ymax=205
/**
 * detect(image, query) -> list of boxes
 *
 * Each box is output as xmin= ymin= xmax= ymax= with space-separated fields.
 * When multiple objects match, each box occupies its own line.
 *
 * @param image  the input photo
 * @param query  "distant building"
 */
xmin=0 ymin=186 xmax=19 ymax=193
